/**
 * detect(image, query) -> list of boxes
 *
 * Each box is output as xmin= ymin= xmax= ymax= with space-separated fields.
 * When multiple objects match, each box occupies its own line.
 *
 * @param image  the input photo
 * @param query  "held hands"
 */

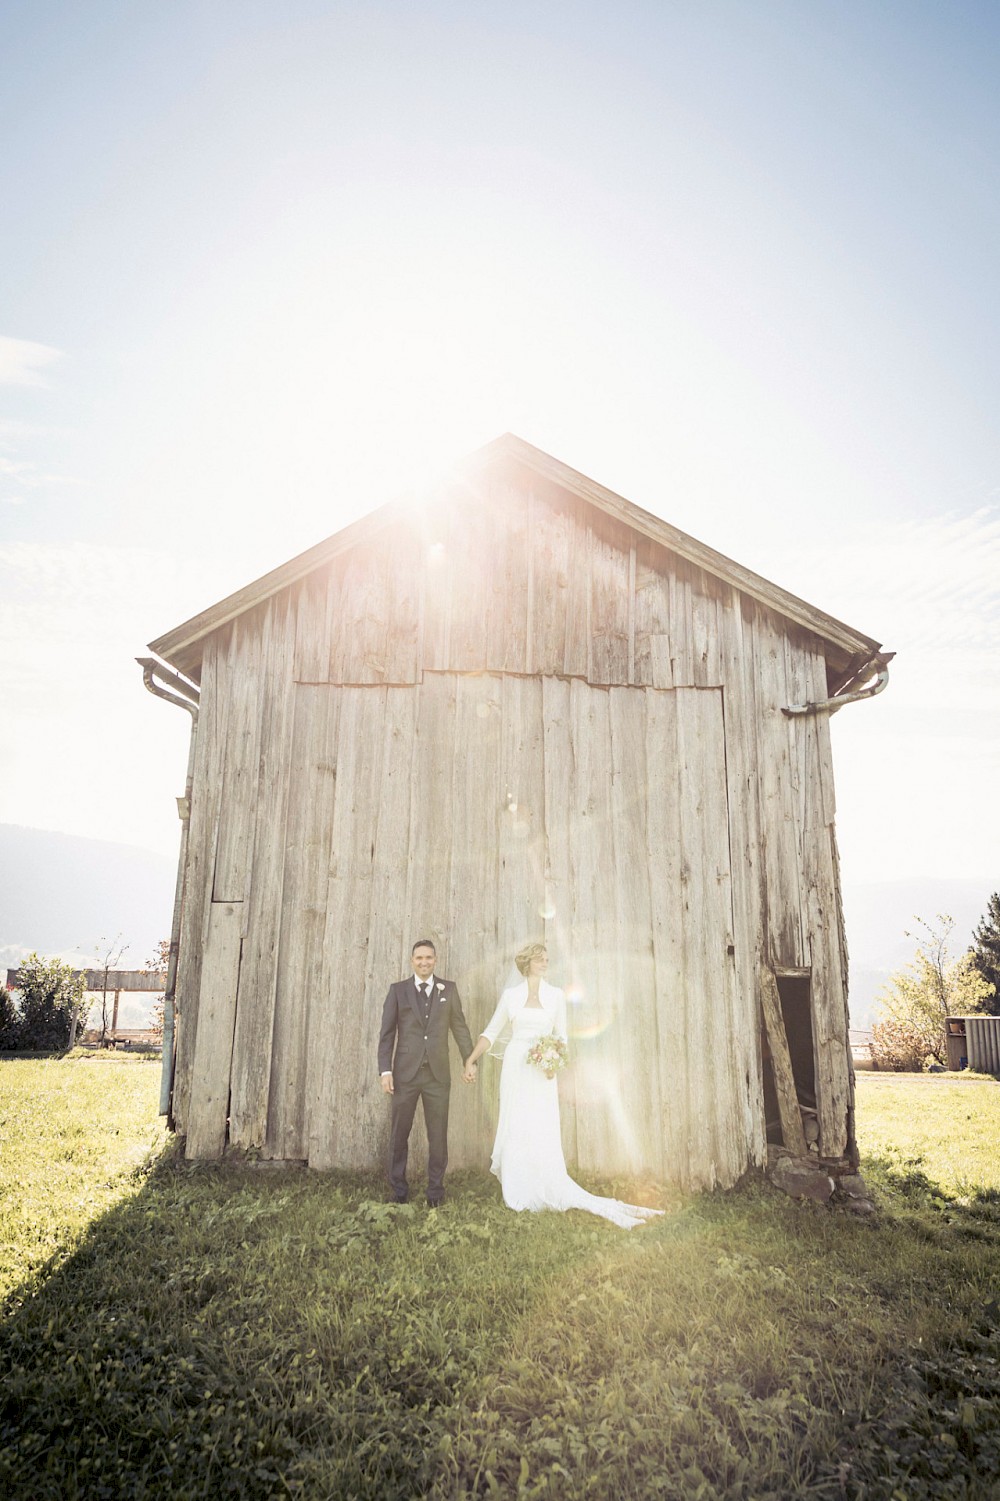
xmin=462 ymin=1061 xmax=478 ymax=1084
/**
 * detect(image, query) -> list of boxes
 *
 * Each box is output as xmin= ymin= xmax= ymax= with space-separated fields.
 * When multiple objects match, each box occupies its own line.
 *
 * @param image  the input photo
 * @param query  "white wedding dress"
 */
xmin=481 ymin=980 xmax=663 ymax=1230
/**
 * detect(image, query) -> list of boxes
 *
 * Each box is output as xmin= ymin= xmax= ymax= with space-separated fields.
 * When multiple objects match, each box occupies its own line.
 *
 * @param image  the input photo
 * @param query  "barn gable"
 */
xmin=144 ymin=435 xmax=888 ymax=1191
xmin=149 ymin=432 xmax=881 ymax=688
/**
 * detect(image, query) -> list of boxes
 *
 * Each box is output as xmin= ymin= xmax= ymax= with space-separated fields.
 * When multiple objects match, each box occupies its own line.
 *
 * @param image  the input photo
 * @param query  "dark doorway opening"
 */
xmin=761 ymin=973 xmax=817 ymax=1146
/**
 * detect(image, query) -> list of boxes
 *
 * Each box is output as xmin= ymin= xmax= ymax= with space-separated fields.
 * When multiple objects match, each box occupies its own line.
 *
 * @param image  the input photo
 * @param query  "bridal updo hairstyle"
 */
xmin=514 ymin=941 xmax=547 ymax=976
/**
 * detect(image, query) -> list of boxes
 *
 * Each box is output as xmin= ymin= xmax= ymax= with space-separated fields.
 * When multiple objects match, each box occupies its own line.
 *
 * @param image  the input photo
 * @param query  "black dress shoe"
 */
xmin=392 ymin=1192 xmax=409 ymax=1204
xmin=426 ymin=1197 xmax=443 ymax=1209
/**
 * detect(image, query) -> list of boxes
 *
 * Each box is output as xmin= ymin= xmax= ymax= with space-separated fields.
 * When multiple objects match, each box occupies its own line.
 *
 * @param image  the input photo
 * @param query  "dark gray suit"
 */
xmin=378 ymin=976 xmax=474 ymax=1203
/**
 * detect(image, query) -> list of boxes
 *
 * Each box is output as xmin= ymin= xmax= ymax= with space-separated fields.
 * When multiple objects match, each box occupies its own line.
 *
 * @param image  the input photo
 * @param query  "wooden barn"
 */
xmin=141 ymin=434 xmax=891 ymax=1190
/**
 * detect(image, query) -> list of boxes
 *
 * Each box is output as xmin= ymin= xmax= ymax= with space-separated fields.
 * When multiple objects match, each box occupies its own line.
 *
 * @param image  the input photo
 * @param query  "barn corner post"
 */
xmin=770 ymin=647 xmax=894 ymax=1174
xmin=136 ymin=657 xmax=201 ymax=1127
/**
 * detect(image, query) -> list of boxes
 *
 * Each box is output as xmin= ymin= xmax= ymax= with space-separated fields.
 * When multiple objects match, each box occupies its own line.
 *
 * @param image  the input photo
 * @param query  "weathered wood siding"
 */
xmin=173 ymin=468 xmax=853 ymax=1180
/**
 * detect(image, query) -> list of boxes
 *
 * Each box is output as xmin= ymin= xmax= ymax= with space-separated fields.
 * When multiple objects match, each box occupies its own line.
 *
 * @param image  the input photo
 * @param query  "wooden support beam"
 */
xmin=760 ymin=964 xmax=809 ymax=1157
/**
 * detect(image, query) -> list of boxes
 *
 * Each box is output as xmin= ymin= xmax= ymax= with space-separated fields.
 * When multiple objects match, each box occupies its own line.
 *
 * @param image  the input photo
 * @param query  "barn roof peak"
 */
xmin=149 ymin=432 xmax=882 ymax=675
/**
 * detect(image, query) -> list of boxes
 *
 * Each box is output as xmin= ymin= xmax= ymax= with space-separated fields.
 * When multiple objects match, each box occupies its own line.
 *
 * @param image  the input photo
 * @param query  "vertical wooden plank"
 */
xmin=500 ymin=481 xmax=532 ymax=673
xmin=445 ymin=675 xmax=503 ymax=1169
xmin=805 ymin=831 xmax=852 ymax=1158
xmin=627 ymin=540 xmax=636 ymax=684
xmin=476 ymin=473 xmax=514 ymax=676
xmin=266 ymin=684 xmax=338 ymax=1160
xmin=674 ymin=688 xmax=719 ymax=1187
xmin=327 ymin=542 xmax=384 ymax=684
xmin=717 ymin=587 xmax=766 ymax=1172
xmin=690 ymin=573 xmax=723 ymax=687
xmin=172 ymin=633 xmax=229 ymax=1136
xmin=495 ymin=674 xmax=547 ymax=1164
xmin=382 ymin=525 xmax=423 ymax=684
xmin=364 ymin=686 xmax=420 ymax=1167
xmin=588 ymin=515 xmax=631 ymax=685
xmin=561 ymin=501 xmax=590 ymax=680
xmin=422 ymin=499 xmax=454 ymax=674
xmin=686 ymin=688 xmax=745 ymax=1185
xmin=446 ymin=494 xmax=494 ymax=673
xmin=228 ymin=595 xmax=297 ymax=1149
xmin=669 ymin=558 xmax=694 ymax=686
xmin=608 ymin=686 xmax=659 ymax=1176
xmin=644 ymin=687 xmax=688 ymax=1187
xmin=565 ymin=679 xmax=620 ymax=1173
xmin=404 ymin=674 xmax=457 ymax=947
xmin=783 ymin=632 xmax=812 ymax=841
xmin=633 ymin=539 xmax=674 ymax=690
xmin=528 ymin=487 xmax=573 ymax=676
xmin=185 ymin=900 xmax=243 ymax=1159
xmin=308 ymin=686 xmax=388 ymax=1169
xmin=809 ymin=644 xmax=838 ymax=828
xmin=760 ymin=965 xmax=809 ymax=1156
xmin=753 ymin=606 xmax=805 ymax=967
xmin=541 ymin=674 xmax=579 ymax=1167
xmin=293 ymin=570 xmax=333 ymax=682
xmin=213 ymin=610 xmax=264 ymax=902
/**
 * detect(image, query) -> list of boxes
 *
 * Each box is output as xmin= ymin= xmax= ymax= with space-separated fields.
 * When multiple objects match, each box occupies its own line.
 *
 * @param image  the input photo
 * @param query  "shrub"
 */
xmin=3 ymin=954 xmax=86 ymax=1052
xmin=869 ymin=1014 xmax=937 ymax=1071
xmin=0 ymin=984 xmax=20 ymax=1048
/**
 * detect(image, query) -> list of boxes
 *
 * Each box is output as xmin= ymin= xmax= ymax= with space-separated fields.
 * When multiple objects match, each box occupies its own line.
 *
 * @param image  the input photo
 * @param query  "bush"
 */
xmin=0 ymin=984 xmax=20 ymax=1048
xmin=2 ymin=954 xmax=86 ymax=1052
xmin=869 ymin=1014 xmax=937 ymax=1071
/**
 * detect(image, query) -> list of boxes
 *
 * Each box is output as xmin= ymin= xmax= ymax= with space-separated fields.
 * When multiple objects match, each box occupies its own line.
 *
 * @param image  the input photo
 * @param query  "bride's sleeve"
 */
xmin=480 ymin=990 xmax=510 ymax=1045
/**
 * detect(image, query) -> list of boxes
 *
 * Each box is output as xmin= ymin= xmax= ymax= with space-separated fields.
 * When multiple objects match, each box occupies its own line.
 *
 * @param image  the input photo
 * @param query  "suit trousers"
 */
xmin=389 ymin=1060 xmax=450 ymax=1202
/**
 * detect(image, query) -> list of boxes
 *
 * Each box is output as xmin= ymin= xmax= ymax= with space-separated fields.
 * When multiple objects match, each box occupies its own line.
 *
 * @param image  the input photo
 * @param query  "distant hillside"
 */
xmin=842 ymin=877 xmax=994 ymax=1028
xmin=0 ymin=824 xmax=176 ymax=971
xmin=1 ymin=823 xmax=991 ymax=1034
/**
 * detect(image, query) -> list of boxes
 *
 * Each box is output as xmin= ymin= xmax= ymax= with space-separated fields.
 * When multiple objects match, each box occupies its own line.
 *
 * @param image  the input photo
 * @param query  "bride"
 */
xmin=463 ymin=942 xmax=663 ymax=1230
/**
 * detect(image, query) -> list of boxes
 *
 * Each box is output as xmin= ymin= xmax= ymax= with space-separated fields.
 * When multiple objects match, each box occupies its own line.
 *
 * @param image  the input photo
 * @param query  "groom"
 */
xmin=378 ymin=939 xmax=476 ymax=1206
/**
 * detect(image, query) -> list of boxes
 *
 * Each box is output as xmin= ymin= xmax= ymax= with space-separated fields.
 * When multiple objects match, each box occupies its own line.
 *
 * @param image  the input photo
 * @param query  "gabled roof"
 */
xmin=149 ymin=432 xmax=882 ymax=675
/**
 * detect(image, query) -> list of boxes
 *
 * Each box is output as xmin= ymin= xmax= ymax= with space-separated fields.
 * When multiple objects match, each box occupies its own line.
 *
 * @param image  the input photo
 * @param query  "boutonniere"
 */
xmin=437 ymin=983 xmax=446 ymax=1002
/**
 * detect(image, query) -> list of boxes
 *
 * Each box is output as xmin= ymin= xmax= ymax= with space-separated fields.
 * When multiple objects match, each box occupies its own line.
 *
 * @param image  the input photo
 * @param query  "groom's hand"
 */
xmin=462 ymin=1062 xmax=477 ymax=1084
xmin=380 ymin=1072 xmax=394 ymax=1095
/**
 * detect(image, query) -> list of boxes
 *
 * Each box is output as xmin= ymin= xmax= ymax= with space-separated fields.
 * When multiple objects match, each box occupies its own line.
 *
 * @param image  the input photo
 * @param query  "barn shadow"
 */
xmin=0 ymin=1141 xmax=664 ymax=1498
xmin=3 ymin=1133 xmax=1000 ymax=1498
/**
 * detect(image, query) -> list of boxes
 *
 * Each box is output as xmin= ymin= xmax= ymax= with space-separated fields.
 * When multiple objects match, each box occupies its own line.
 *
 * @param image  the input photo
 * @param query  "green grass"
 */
xmin=855 ymin=1072 xmax=1000 ymax=1197
xmin=1 ymin=1065 xmax=999 ymax=1499
xmin=0 ymin=1054 xmax=165 ymax=1300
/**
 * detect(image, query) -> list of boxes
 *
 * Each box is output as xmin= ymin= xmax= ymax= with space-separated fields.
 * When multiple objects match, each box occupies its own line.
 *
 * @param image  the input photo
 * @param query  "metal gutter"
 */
xmin=783 ymin=651 xmax=894 ymax=717
xmin=137 ymin=656 xmax=200 ymax=1121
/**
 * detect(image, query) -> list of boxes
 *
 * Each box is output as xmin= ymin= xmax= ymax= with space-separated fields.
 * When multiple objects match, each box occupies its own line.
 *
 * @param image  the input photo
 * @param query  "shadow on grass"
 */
xmin=3 ymin=1149 xmax=1000 ymax=1500
xmin=0 ymin=1148 xmax=604 ymax=1499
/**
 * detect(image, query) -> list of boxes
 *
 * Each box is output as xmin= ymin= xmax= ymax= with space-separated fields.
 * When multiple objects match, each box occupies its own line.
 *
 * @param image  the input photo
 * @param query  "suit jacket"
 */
xmin=378 ymin=976 xmax=474 ymax=1085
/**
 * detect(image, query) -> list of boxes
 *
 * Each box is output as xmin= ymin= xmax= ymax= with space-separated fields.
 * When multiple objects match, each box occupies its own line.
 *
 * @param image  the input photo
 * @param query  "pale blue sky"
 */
xmin=1 ymin=2 xmax=998 ymax=912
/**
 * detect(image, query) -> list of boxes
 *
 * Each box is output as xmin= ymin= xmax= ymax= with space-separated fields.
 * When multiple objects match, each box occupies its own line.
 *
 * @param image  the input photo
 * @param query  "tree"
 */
xmin=3 ymin=954 xmax=87 ymax=1052
xmin=145 ymin=939 xmax=170 ymax=1043
xmin=970 ymin=892 xmax=1000 ymax=1018
xmin=870 ymin=914 xmax=995 ymax=1071
xmin=93 ymin=933 xmax=128 ymax=1046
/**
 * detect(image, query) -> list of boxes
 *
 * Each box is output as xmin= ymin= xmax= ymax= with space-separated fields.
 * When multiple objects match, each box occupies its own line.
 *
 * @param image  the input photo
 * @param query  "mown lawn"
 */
xmin=1 ymin=1060 xmax=999 ymax=1499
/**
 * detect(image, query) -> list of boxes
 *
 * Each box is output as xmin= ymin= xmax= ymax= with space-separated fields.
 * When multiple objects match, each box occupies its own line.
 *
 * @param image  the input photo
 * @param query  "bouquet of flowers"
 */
xmin=526 ymin=1033 xmax=568 ymax=1078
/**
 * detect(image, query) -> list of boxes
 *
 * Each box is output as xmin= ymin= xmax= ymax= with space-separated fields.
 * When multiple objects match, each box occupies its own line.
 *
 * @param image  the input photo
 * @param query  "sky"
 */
xmin=1 ymin=1 xmax=998 ymax=948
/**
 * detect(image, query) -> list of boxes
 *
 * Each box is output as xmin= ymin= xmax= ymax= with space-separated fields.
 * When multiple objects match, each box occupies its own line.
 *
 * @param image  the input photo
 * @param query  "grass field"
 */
xmin=1 ymin=1059 xmax=999 ymax=1499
